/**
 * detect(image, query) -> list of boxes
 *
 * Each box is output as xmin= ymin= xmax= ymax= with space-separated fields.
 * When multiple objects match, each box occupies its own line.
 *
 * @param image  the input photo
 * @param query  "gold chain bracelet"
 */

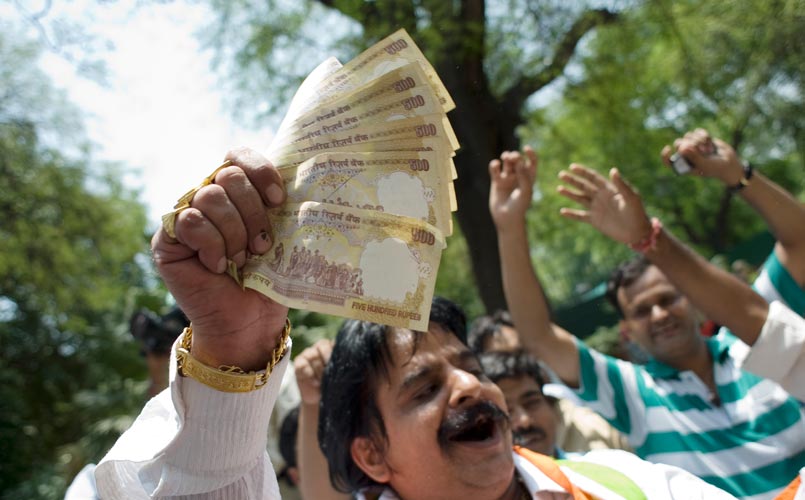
xmin=175 ymin=318 xmax=291 ymax=393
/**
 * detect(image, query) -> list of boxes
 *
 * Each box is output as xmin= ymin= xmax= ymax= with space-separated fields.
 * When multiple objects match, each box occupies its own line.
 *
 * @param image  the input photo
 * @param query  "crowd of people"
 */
xmin=84 ymin=129 xmax=805 ymax=499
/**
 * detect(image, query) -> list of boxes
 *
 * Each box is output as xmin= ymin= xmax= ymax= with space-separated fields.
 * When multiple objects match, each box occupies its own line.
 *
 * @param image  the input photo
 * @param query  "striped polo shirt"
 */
xmin=754 ymin=251 xmax=805 ymax=316
xmin=572 ymin=251 xmax=805 ymax=499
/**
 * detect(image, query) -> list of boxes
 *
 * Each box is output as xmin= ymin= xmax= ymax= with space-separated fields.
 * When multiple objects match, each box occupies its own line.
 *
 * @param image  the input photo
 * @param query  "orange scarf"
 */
xmin=514 ymin=446 xmax=592 ymax=499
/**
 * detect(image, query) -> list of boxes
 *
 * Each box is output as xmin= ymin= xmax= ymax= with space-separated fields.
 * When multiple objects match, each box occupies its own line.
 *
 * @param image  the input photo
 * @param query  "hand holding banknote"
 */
xmin=162 ymin=29 xmax=457 ymax=329
xmin=153 ymin=148 xmax=289 ymax=371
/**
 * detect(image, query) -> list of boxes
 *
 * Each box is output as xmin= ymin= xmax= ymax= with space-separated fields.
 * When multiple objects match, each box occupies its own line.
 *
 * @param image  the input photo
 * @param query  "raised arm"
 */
xmin=96 ymin=148 xmax=292 ymax=499
xmin=662 ymin=128 xmax=805 ymax=286
xmin=294 ymin=339 xmax=350 ymax=500
xmin=558 ymin=164 xmax=769 ymax=344
xmin=489 ymin=147 xmax=580 ymax=385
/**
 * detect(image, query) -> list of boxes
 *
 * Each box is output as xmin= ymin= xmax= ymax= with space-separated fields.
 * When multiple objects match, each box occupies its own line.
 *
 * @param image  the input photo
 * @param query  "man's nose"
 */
xmin=651 ymin=304 xmax=669 ymax=322
xmin=510 ymin=406 xmax=530 ymax=430
xmin=447 ymin=368 xmax=482 ymax=407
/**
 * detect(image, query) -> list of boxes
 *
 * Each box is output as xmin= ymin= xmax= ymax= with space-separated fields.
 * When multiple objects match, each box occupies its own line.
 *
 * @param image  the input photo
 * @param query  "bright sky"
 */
xmin=33 ymin=0 xmax=275 ymax=228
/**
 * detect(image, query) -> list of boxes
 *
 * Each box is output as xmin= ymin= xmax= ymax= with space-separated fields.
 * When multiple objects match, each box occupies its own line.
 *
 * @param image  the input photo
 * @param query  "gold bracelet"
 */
xmin=175 ymin=318 xmax=291 ymax=393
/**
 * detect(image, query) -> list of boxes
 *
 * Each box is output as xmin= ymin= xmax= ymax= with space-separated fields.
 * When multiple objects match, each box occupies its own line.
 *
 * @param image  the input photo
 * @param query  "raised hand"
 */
xmin=151 ymin=148 xmax=288 ymax=371
xmin=488 ymin=146 xmax=538 ymax=232
xmin=294 ymin=339 xmax=334 ymax=406
xmin=557 ymin=164 xmax=652 ymax=246
xmin=661 ymin=128 xmax=745 ymax=185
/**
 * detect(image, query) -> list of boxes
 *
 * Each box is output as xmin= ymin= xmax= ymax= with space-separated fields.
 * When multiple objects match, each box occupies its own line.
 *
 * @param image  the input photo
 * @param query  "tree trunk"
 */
xmin=437 ymin=64 xmax=520 ymax=312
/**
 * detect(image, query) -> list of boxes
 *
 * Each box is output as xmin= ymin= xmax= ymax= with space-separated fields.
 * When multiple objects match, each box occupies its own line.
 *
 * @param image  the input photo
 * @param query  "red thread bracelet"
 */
xmin=629 ymin=217 xmax=662 ymax=253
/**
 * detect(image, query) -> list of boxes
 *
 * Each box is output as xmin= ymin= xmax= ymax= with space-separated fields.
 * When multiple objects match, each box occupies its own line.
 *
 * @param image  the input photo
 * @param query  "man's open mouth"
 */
xmin=449 ymin=413 xmax=498 ymax=442
xmin=438 ymin=401 xmax=509 ymax=446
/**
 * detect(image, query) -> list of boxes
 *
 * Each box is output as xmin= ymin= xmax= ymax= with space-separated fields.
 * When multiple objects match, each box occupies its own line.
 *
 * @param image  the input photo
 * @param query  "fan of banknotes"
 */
xmin=236 ymin=29 xmax=458 ymax=330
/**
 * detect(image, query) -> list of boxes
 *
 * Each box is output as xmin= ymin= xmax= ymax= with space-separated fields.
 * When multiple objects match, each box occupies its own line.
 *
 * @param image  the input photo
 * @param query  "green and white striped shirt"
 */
xmin=573 ymin=251 xmax=805 ymax=499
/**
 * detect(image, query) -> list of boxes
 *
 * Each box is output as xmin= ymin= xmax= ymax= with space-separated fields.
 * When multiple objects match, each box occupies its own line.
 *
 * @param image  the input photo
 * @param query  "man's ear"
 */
xmin=351 ymin=437 xmax=391 ymax=483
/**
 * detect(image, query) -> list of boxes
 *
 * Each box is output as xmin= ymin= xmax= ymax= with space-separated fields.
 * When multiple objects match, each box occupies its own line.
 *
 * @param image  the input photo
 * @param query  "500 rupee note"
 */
xmin=271 ymin=114 xmax=456 ymax=160
xmin=242 ymin=201 xmax=444 ymax=330
xmin=282 ymin=86 xmax=452 ymax=152
xmin=274 ymin=62 xmax=438 ymax=141
xmin=279 ymin=151 xmax=452 ymax=235
xmin=296 ymin=29 xmax=454 ymax=116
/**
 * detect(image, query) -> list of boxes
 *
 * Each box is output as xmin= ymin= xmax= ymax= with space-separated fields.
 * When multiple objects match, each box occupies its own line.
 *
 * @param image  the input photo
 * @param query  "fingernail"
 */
xmin=253 ymin=231 xmax=271 ymax=254
xmin=266 ymin=184 xmax=284 ymax=205
xmin=216 ymin=257 xmax=227 ymax=274
xmin=233 ymin=250 xmax=246 ymax=267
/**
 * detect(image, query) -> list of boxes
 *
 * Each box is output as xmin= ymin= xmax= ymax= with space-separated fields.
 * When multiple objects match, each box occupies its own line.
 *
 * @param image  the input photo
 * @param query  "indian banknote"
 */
xmin=242 ymin=201 xmax=444 ymax=330
xmin=291 ymin=30 xmax=454 ymax=118
xmin=278 ymin=151 xmax=452 ymax=235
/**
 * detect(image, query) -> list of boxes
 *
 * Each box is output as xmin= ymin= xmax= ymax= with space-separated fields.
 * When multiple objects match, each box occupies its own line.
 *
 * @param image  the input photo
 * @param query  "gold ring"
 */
xmin=161 ymin=160 xmax=232 ymax=239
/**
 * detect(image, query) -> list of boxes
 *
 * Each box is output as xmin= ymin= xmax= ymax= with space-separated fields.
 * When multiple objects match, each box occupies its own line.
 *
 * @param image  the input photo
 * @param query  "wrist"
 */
xmin=192 ymin=315 xmax=289 ymax=372
xmin=177 ymin=318 xmax=291 ymax=393
xmin=718 ymin=157 xmax=748 ymax=186
xmin=629 ymin=217 xmax=662 ymax=253
xmin=728 ymin=160 xmax=753 ymax=193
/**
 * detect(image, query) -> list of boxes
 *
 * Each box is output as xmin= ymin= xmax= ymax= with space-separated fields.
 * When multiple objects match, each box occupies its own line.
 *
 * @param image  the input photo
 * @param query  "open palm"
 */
xmin=557 ymin=164 xmax=650 ymax=245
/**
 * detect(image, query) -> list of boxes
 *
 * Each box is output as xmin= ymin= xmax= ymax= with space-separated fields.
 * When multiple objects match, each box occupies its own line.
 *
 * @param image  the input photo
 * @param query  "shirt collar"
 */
xmin=644 ymin=333 xmax=733 ymax=379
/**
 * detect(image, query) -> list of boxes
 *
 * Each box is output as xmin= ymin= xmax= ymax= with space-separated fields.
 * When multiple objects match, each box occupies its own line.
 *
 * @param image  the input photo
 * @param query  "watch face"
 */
xmin=670 ymin=153 xmax=692 ymax=175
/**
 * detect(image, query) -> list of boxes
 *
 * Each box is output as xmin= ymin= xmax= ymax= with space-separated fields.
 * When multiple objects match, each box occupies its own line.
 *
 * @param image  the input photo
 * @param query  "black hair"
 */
xmin=605 ymin=255 xmax=653 ymax=318
xmin=467 ymin=310 xmax=515 ymax=353
xmin=318 ymin=296 xmax=467 ymax=493
xmin=278 ymin=405 xmax=300 ymax=486
xmin=477 ymin=350 xmax=546 ymax=389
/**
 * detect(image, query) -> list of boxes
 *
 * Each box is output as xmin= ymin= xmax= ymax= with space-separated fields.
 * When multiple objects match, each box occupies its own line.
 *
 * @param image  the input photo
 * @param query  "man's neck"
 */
xmin=665 ymin=340 xmax=720 ymax=404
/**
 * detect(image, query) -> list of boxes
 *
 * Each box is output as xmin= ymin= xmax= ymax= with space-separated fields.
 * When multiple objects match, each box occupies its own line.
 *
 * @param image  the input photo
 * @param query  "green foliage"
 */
xmin=0 ymin=33 xmax=156 ymax=499
xmin=435 ymin=217 xmax=484 ymax=321
xmin=524 ymin=0 xmax=805 ymax=303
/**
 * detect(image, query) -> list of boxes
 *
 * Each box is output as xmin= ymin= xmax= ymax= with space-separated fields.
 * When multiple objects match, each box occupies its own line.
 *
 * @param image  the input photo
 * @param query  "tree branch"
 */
xmin=669 ymin=195 xmax=706 ymax=246
xmin=504 ymin=8 xmax=619 ymax=106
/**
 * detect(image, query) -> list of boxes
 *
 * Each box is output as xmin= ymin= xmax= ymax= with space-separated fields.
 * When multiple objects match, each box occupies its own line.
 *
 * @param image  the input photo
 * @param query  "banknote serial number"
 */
xmin=412 ymin=228 xmax=436 ymax=245
xmin=384 ymin=39 xmax=409 ymax=55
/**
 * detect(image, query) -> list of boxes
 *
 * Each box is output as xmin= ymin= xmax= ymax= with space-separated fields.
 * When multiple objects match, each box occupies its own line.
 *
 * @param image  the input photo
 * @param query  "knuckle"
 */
xmin=177 ymin=207 xmax=207 ymax=231
xmin=193 ymin=184 xmax=228 ymax=207
xmin=215 ymin=166 xmax=249 ymax=187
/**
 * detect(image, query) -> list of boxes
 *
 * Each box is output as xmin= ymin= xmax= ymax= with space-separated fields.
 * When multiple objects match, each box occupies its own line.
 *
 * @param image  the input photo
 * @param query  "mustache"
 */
xmin=437 ymin=400 xmax=509 ymax=449
xmin=512 ymin=426 xmax=547 ymax=447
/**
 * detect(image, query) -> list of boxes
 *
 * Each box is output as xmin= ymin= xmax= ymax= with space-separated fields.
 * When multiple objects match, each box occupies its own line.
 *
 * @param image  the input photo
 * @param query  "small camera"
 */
xmin=669 ymin=152 xmax=692 ymax=175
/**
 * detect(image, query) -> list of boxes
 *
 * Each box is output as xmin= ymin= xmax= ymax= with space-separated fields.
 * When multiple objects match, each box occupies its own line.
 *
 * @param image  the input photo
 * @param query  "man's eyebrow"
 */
xmin=399 ymin=365 xmax=436 ymax=395
xmin=456 ymin=349 xmax=481 ymax=368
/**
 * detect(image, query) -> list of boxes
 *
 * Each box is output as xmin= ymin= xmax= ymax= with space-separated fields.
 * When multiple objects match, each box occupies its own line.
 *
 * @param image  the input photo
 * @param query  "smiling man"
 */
xmin=477 ymin=350 xmax=559 ymax=457
xmin=489 ymin=143 xmax=805 ymax=499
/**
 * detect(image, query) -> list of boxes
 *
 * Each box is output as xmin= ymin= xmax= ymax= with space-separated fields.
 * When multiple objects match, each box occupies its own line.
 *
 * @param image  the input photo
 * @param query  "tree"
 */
xmin=526 ymin=0 xmax=805 ymax=302
xmin=203 ymin=0 xmax=621 ymax=312
xmin=0 ymin=31 xmax=157 ymax=499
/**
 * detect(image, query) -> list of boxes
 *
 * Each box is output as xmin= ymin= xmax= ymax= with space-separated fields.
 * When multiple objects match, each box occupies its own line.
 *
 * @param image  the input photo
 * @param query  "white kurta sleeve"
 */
xmin=742 ymin=301 xmax=805 ymax=402
xmin=95 ymin=336 xmax=291 ymax=499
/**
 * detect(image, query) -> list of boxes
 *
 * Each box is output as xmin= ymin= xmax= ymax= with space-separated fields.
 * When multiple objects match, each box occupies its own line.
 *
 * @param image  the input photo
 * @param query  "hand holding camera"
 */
xmin=661 ymin=128 xmax=747 ymax=187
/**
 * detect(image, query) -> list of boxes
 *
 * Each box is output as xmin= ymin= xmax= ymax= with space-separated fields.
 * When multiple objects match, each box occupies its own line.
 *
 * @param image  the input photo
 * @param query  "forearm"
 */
xmin=646 ymin=228 xmax=769 ymax=344
xmin=298 ymin=402 xmax=349 ymax=500
xmin=737 ymin=171 xmax=805 ymax=284
xmin=496 ymin=223 xmax=580 ymax=384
